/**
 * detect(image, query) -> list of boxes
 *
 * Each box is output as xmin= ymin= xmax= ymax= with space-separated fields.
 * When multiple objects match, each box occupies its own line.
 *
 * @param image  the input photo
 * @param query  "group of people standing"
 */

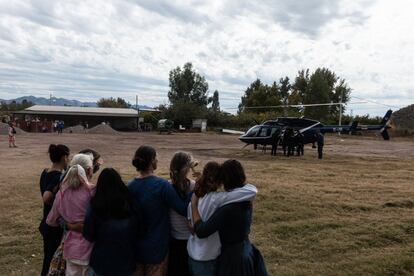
xmin=53 ymin=121 xmax=65 ymax=134
xmin=39 ymin=144 xmax=268 ymax=276
xmin=270 ymin=128 xmax=304 ymax=157
xmin=270 ymin=128 xmax=324 ymax=159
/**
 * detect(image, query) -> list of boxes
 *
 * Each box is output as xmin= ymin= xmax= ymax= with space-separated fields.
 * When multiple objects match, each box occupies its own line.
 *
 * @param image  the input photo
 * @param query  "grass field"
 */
xmin=0 ymin=132 xmax=413 ymax=275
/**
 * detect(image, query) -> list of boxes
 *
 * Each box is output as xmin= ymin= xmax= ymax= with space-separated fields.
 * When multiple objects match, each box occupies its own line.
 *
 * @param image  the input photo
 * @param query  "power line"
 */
xmin=242 ymin=101 xmax=367 ymax=109
xmin=351 ymin=96 xmax=402 ymax=109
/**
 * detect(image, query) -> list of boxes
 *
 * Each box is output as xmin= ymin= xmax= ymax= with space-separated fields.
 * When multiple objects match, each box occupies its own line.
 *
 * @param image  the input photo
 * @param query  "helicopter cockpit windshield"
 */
xmin=245 ymin=125 xmax=261 ymax=136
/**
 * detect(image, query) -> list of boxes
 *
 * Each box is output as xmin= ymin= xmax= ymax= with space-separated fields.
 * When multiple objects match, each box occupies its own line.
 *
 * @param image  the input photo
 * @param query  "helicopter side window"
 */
xmin=271 ymin=127 xmax=279 ymax=135
xmin=258 ymin=127 xmax=269 ymax=137
xmin=266 ymin=128 xmax=271 ymax=136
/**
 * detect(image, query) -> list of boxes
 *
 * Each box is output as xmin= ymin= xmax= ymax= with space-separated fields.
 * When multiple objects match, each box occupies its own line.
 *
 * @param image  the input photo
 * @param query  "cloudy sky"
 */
xmin=0 ymin=0 xmax=413 ymax=115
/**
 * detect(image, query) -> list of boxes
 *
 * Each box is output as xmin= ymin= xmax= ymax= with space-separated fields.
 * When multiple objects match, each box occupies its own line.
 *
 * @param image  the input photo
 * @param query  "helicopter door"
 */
xmin=258 ymin=127 xmax=270 ymax=137
xmin=270 ymin=127 xmax=279 ymax=136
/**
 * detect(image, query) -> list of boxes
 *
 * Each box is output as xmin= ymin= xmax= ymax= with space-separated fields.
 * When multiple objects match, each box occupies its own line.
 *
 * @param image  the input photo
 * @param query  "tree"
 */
xmin=331 ymin=79 xmax=351 ymax=117
xmin=167 ymin=101 xmax=203 ymax=128
xmin=279 ymin=76 xmax=291 ymax=104
xmin=210 ymin=90 xmax=220 ymax=112
xmin=0 ymin=100 xmax=33 ymax=112
xmin=97 ymin=97 xmax=129 ymax=108
xmin=238 ymin=79 xmax=283 ymax=113
xmin=21 ymin=99 xmax=32 ymax=109
xmin=291 ymin=68 xmax=350 ymax=121
xmin=304 ymin=69 xmax=332 ymax=120
xmin=305 ymin=68 xmax=350 ymax=121
xmin=168 ymin=62 xmax=209 ymax=107
xmin=166 ymin=62 xmax=211 ymax=127
xmin=279 ymin=76 xmax=291 ymax=115
xmin=290 ymin=69 xmax=309 ymax=105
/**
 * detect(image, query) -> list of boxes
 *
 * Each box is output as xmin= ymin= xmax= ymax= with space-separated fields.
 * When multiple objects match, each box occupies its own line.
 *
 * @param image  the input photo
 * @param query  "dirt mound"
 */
xmin=63 ymin=125 xmax=86 ymax=134
xmin=392 ymin=104 xmax=414 ymax=134
xmin=0 ymin=122 xmax=26 ymax=135
xmin=383 ymin=200 xmax=414 ymax=209
xmin=88 ymin=124 xmax=118 ymax=134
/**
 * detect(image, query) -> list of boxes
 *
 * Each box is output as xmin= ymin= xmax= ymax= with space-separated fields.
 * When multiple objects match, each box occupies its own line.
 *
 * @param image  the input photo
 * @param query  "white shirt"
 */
xmin=187 ymin=184 xmax=258 ymax=261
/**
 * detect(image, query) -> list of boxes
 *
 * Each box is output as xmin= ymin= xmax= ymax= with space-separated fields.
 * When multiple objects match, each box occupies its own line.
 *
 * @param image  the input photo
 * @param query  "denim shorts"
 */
xmin=188 ymin=257 xmax=217 ymax=276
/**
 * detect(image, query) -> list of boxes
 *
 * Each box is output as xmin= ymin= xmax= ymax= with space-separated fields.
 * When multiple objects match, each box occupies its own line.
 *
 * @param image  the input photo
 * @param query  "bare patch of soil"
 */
xmin=1 ymin=132 xmax=414 ymax=275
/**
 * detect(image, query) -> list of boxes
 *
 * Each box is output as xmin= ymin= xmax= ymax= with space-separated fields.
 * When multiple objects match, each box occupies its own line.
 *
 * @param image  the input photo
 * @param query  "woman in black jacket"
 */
xmin=191 ymin=159 xmax=268 ymax=276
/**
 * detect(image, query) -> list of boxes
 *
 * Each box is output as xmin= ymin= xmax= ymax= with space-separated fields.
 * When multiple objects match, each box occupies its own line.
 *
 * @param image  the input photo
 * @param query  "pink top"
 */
xmin=46 ymin=166 xmax=95 ymax=262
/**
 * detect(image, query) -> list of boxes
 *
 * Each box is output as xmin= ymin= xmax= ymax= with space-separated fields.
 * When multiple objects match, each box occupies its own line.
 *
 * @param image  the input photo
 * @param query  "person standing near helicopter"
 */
xmin=314 ymin=130 xmax=324 ymax=159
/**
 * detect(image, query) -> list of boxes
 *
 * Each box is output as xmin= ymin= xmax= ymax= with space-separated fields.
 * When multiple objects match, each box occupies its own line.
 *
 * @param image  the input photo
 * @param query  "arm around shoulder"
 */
xmin=194 ymin=204 xmax=228 ymax=238
xmin=162 ymin=180 xmax=187 ymax=216
xmin=83 ymin=205 xmax=96 ymax=242
xmin=217 ymin=184 xmax=258 ymax=207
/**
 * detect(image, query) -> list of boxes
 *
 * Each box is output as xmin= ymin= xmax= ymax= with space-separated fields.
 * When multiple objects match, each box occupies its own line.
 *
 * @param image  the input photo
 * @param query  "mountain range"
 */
xmin=0 ymin=95 xmax=153 ymax=110
xmin=0 ymin=96 xmax=97 ymax=107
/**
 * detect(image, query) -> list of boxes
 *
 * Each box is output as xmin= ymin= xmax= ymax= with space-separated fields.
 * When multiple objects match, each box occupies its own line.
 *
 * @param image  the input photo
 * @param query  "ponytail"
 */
xmin=48 ymin=144 xmax=70 ymax=163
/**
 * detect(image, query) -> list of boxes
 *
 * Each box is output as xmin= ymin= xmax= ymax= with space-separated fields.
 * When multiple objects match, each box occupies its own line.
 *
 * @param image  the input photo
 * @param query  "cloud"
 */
xmin=0 ymin=0 xmax=412 ymax=116
xmin=127 ymin=0 xmax=211 ymax=25
xmin=1 ymin=1 xmax=64 ymax=30
xmin=222 ymin=0 xmax=376 ymax=37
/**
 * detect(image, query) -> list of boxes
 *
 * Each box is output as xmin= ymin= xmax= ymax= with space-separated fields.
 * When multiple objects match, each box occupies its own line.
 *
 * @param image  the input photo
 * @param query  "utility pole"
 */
xmin=339 ymin=91 xmax=344 ymax=125
xmin=338 ymin=92 xmax=343 ymax=136
xmin=136 ymin=95 xmax=140 ymax=132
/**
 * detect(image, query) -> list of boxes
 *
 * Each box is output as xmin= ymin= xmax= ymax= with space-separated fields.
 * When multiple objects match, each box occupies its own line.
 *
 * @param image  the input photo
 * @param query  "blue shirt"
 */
xmin=128 ymin=175 xmax=188 ymax=264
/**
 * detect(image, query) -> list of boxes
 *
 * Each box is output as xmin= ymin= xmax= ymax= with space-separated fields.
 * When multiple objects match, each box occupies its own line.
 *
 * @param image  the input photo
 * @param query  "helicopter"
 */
xmin=238 ymin=109 xmax=393 ymax=149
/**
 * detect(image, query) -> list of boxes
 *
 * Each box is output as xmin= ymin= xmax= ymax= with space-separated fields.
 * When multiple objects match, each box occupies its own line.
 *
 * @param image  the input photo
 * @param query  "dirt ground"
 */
xmin=1 ymin=132 xmax=414 ymax=275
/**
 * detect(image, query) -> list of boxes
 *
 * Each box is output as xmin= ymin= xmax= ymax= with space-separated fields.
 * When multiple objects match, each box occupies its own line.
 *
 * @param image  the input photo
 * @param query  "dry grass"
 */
xmin=0 ymin=132 xmax=413 ymax=275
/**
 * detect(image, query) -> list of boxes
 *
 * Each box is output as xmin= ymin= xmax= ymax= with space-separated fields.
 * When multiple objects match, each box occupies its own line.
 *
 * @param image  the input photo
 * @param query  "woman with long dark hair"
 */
xmin=39 ymin=144 xmax=70 ymax=276
xmin=83 ymin=168 xmax=144 ymax=276
xmin=191 ymin=159 xmax=268 ymax=276
xmin=128 ymin=145 xmax=188 ymax=276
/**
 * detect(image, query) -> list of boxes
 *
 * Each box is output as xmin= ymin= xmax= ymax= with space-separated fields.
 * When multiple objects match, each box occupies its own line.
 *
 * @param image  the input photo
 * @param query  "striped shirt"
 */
xmin=169 ymin=180 xmax=195 ymax=240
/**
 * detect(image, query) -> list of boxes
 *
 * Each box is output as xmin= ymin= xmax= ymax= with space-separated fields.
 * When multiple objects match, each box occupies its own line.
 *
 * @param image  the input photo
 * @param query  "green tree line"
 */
xmin=0 ymin=99 xmax=33 ymax=111
xmin=159 ymin=63 xmax=354 ymax=128
xmin=99 ymin=62 xmax=382 ymax=129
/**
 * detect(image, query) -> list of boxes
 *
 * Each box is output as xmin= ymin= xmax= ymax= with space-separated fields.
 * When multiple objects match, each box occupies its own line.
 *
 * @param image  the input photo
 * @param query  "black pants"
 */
xmin=271 ymin=143 xmax=277 ymax=156
xmin=285 ymin=145 xmax=294 ymax=157
xmin=297 ymin=145 xmax=304 ymax=156
xmin=318 ymin=144 xmax=323 ymax=159
xmin=168 ymin=238 xmax=190 ymax=276
xmin=40 ymin=226 xmax=63 ymax=276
